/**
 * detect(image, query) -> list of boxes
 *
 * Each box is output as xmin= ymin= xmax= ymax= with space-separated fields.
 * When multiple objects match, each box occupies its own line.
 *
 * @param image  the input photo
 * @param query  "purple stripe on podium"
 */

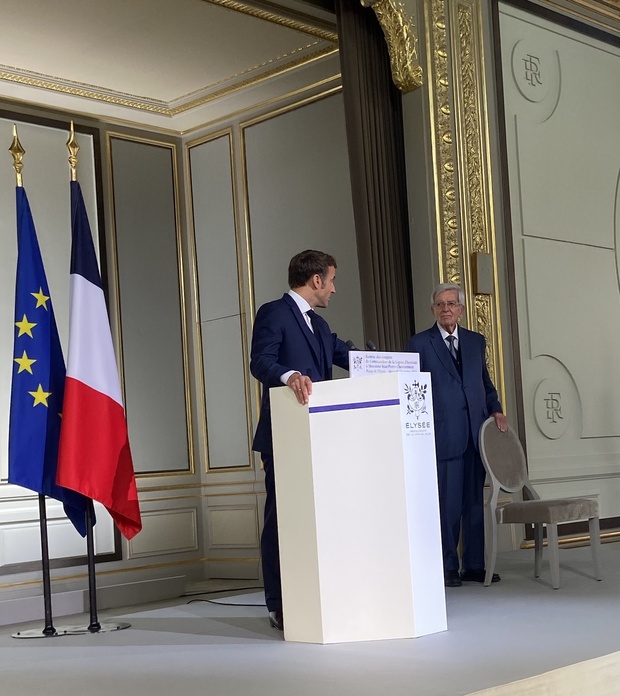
xmin=309 ymin=398 xmax=400 ymax=414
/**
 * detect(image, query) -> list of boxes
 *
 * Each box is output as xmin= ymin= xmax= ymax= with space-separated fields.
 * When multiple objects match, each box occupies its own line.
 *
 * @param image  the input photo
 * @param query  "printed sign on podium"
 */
xmin=348 ymin=350 xmax=419 ymax=377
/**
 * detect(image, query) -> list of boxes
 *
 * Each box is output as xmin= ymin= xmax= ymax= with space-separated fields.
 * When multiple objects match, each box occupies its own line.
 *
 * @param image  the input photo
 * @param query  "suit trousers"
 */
xmin=436 ymin=439 xmax=486 ymax=573
xmin=260 ymin=451 xmax=282 ymax=612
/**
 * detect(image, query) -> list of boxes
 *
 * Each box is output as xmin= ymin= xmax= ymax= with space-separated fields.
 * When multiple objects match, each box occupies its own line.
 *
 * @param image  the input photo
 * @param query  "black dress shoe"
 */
xmin=460 ymin=569 xmax=501 ymax=583
xmin=444 ymin=570 xmax=462 ymax=587
xmin=268 ymin=610 xmax=284 ymax=630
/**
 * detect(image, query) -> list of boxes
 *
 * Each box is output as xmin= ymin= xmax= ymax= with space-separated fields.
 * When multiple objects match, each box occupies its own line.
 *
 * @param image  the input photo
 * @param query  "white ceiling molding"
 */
xmin=0 ymin=0 xmax=339 ymax=131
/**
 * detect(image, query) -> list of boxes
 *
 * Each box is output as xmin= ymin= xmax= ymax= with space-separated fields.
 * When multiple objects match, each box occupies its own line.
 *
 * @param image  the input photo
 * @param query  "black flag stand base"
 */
xmin=11 ymin=498 xmax=130 ymax=639
xmin=12 ymin=622 xmax=131 ymax=639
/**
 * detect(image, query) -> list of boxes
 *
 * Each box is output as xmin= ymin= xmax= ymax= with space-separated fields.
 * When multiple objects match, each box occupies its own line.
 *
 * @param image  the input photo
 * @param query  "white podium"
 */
xmin=270 ymin=371 xmax=446 ymax=644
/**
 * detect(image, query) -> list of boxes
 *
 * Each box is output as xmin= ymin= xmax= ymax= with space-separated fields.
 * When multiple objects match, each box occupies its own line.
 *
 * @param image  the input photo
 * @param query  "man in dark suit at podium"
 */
xmin=250 ymin=249 xmax=350 ymax=630
xmin=405 ymin=283 xmax=507 ymax=588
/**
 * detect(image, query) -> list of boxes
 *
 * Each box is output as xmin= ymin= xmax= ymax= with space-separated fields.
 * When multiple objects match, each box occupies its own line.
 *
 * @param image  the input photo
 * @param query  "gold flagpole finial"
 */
xmin=9 ymin=124 xmax=25 ymax=187
xmin=67 ymin=120 xmax=79 ymax=181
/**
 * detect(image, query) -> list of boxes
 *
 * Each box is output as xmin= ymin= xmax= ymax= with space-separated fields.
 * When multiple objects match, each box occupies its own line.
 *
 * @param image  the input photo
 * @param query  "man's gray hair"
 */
xmin=431 ymin=283 xmax=465 ymax=306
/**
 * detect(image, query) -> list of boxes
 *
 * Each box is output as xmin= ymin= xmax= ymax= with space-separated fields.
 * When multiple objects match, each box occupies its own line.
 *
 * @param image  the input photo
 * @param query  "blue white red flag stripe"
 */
xmin=57 ymin=181 xmax=141 ymax=539
xmin=65 ymin=274 xmax=123 ymax=405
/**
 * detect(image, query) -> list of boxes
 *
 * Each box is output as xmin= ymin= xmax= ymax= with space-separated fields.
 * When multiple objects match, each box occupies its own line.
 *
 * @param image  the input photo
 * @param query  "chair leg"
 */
xmin=485 ymin=516 xmax=499 ymax=587
xmin=534 ymin=523 xmax=543 ymax=578
xmin=547 ymin=523 xmax=560 ymax=589
xmin=589 ymin=516 xmax=602 ymax=581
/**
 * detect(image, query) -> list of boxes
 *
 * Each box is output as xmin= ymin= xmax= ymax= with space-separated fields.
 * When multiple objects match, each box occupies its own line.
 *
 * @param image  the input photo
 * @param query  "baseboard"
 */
xmin=0 ymin=575 xmax=187 ymax=627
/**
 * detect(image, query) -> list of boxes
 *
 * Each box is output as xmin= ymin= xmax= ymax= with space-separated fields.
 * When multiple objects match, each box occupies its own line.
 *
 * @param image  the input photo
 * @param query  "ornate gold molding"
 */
xmin=168 ymin=47 xmax=338 ymax=115
xmin=427 ymin=0 xmax=504 ymax=398
xmin=452 ymin=1 xmax=502 ymax=389
xmin=0 ymin=0 xmax=338 ymax=117
xmin=0 ymin=44 xmax=337 ymax=117
xmin=203 ymin=0 xmax=338 ymax=42
xmin=543 ymin=0 xmax=620 ymax=34
xmin=0 ymin=66 xmax=170 ymax=114
xmin=362 ymin=0 xmax=424 ymax=92
xmin=426 ymin=0 xmax=461 ymax=285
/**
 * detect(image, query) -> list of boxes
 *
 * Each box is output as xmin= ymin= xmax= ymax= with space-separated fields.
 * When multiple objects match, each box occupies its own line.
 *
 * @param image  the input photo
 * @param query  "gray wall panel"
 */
xmin=190 ymin=134 xmax=250 ymax=469
xmin=202 ymin=315 xmax=249 ymax=469
xmin=244 ymin=94 xmax=364 ymax=354
xmin=190 ymin=135 xmax=240 ymax=321
xmin=111 ymin=137 xmax=189 ymax=473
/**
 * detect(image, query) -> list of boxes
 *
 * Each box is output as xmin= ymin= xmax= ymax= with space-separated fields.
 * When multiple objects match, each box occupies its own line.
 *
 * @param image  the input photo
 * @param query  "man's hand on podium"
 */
xmin=287 ymin=372 xmax=313 ymax=405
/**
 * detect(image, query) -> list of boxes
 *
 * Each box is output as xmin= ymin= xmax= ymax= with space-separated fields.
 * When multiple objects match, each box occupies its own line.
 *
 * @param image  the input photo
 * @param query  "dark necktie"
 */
xmin=446 ymin=334 xmax=462 ymax=376
xmin=446 ymin=335 xmax=458 ymax=360
xmin=307 ymin=310 xmax=327 ymax=377
xmin=306 ymin=309 xmax=318 ymax=334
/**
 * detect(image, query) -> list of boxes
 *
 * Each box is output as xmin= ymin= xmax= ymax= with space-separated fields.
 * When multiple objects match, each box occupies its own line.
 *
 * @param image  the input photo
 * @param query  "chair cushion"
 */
xmin=497 ymin=497 xmax=598 ymax=524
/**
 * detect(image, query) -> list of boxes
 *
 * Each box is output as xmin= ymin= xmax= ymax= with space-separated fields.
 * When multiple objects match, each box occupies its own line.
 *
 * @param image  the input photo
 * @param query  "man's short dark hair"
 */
xmin=288 ymin=249 xmax=336 ymax=289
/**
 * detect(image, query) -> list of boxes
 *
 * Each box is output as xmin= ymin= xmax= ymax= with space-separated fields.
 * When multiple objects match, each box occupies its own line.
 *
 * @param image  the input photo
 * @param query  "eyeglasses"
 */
xmin=433 ymin=301 xmax=461 ymax=310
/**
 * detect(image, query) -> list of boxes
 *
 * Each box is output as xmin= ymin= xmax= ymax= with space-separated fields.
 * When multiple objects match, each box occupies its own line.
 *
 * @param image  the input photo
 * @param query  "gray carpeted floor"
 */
xmin=1 ymin=543 xmax=619 ymax=696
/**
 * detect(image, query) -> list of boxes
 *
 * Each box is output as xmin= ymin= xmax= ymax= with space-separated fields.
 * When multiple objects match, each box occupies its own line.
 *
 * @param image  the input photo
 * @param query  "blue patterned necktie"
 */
xmin=446 ymin=335 xmax=458 ymax=360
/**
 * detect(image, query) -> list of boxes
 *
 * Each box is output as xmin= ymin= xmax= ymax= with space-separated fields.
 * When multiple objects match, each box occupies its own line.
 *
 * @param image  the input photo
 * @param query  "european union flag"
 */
xmin=8 ymin=186 xmax=88 ymax=537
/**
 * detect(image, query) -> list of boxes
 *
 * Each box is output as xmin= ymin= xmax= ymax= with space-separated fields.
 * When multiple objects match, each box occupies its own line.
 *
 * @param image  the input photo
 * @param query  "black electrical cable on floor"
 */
xmin=185 ymin=586 xmax=265 ymax=607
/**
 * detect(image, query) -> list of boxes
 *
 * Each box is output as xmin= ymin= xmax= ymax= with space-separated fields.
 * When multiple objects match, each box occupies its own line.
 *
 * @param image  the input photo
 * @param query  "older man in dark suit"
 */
xmin=405 ymin=283 xmax=507 ymax=588
xmin=250 ymin=250 xmax=350 ymax=629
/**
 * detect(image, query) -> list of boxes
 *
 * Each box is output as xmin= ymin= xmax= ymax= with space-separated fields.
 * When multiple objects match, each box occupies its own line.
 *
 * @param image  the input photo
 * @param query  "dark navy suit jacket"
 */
xmin=405 ymin=323 xmax=501 ymax=461
xmin=250 ymin=293 xmax=350 ymax=454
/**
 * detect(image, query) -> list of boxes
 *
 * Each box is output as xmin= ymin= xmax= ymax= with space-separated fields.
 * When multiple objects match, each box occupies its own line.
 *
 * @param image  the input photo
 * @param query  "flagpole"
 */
xmin=65 ymin=122 xmax=129 ymax=635
xmin=85 ymin=501 xmax=101 ymax=632
xmin=67 ymin=123 xmax=102 ymax=633
xmin=9 ymin=126 xmax=57 ymax=638
xmin=38 ymin=495 xmax=57 ymax=635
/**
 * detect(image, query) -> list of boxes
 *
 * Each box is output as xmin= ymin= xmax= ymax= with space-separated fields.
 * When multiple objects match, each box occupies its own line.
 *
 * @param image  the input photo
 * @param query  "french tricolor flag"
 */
xmin=57 ymin=181 xmax=141 ymax=540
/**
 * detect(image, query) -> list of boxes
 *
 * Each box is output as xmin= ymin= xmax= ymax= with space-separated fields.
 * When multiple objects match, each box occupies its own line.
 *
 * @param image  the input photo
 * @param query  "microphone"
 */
xmin=346 ymin=339 xmax=359 ymax=351
xmin=365 ymin=340 xmax=378 ymax=351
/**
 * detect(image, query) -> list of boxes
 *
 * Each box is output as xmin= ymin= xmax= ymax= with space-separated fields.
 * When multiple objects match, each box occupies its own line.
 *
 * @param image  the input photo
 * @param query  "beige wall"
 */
xmin=399 ymin=0 xmax=620 ymax=551
xmin=3 ymin=0 xmax=618 ymax=622
xmin=0 ymin=118 xmax=118 ymax=572
xmin=0 ymin=80 xmax=362 ymax=622
xmin=500 ymin=3 xmax=620 ymax=517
